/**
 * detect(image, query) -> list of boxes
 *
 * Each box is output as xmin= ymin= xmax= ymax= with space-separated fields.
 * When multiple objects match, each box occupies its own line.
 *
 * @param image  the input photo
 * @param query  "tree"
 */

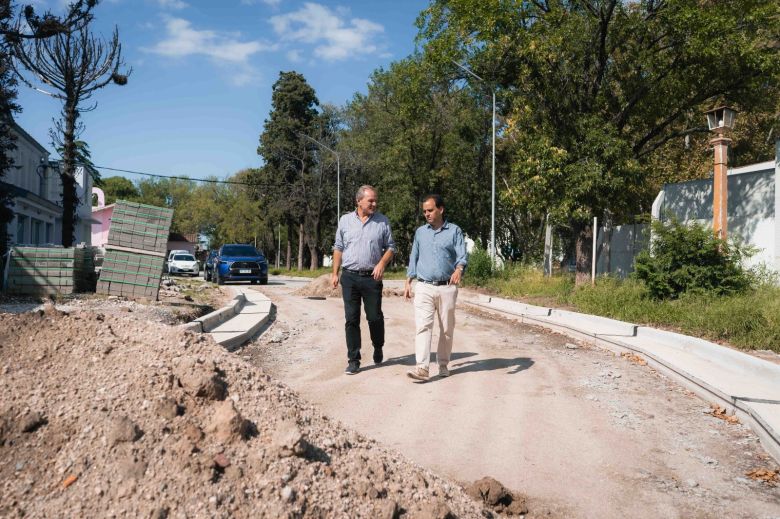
xmin=13 ymin=22 xmax=130 ymax=247
xmin=0 ymin=0 xmax=97 ymax=255
xmin=339 ymin=54 xmax=499 ymax=262
xmin=254 ymin=71 xmax=320 ymax=270
xmin=418 ymin=0 xmax=780 ymax=282
xmin=99 ymin=175 xmax=138 ymax=205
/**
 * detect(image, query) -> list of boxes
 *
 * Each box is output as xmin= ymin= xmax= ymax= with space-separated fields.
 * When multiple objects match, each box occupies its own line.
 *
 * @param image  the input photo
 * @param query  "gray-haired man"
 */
xmin=332 ymin=185 xmax=396 ymax=375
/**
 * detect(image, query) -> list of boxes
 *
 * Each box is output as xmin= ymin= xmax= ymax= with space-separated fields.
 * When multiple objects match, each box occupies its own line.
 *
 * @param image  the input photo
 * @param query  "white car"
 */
xmin=167 ymin=253 xmax=199 ymax=276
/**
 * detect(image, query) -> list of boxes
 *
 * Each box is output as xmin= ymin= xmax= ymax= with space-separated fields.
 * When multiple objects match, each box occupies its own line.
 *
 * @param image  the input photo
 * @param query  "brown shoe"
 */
xmin=406 ymin=366 xmax=429 ymax=381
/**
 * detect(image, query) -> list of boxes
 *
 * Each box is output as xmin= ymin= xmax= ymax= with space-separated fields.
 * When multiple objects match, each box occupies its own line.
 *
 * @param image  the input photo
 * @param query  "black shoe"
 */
xmin=344 ymin=362 xmax=360 ymax=375
xmin=373 ymin=347 xmax=383 ymax=365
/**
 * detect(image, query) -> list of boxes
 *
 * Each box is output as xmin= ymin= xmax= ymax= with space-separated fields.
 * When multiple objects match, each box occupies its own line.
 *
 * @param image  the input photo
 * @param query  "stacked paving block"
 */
xmin=96 ymin=200 xmax=173 ymax=300
xmin=6 ymin=246 xmax=95 ymax=296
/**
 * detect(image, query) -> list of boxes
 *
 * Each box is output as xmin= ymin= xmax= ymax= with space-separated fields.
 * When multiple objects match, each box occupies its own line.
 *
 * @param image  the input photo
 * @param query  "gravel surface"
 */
xmin=0 ymin=302 xmax=504 ymax=518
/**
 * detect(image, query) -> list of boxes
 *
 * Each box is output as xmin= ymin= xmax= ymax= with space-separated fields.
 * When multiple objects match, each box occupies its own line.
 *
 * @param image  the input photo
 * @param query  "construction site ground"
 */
xmin=243 ymin=278 xmax=780 ymax=519
xmin=1 ymin=275 xmax=778 ymax=518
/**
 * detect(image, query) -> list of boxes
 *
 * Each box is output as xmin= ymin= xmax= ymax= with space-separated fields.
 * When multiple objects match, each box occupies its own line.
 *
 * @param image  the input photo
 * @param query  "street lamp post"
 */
xmin=299 ymin=133 xmax=340 ymax=225
xmin=704 ymin=106 xmax=737 ymax=240
xmin=453 ymin=61 xmax=496 ymax=263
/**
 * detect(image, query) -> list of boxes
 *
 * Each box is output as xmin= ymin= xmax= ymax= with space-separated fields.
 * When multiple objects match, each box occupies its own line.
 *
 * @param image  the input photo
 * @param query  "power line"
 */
xmin=94 ymin=165 xmax=259 ymax=186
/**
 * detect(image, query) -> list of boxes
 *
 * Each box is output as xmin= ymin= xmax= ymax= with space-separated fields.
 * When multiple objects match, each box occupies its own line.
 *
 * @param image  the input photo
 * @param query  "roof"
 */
xmin=11 ymin=121 xmax=49 ymax=155
xmin=168 ymin=232 xmax=197 ymax=243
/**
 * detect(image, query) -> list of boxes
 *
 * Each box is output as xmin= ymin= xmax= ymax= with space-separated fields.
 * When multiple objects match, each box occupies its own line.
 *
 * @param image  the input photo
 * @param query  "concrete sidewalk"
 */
xmin=182 ymin=286 xmax=273 ymax=350
xmin=461 ymin=293 xmax=780 ymax=464
xmin=209 ymin=286 xmax=273 ymax=350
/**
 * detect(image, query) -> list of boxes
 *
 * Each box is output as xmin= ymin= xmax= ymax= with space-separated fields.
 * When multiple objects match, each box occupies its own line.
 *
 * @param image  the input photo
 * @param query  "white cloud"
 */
xmin=146 ymin=18 xmax=275 ymax=63
xmin=156 ymin=0 xmax=188 ymax=9
xmin=270 ymin=2 xmax=384 ymax=61
xmin=286 ymin=49 xmax=302 ymax=62
xmin=241 ymin=0 xmax=281 ymax=5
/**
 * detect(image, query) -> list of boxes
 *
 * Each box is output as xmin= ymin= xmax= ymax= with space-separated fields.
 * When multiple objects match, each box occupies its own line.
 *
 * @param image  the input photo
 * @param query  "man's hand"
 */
xmin=372 ymin=262 xmax=386 ymax=281
xmin=404 ymin=279 xmax=413 ymax=300
xmin=449 ymin=267 xmax=463 ymax=286
xmin=331 ymin=271 xmax=340 ymax=288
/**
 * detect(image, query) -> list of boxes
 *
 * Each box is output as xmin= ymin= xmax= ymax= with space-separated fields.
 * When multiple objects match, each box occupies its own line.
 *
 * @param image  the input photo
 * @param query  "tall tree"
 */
xmin=254 ymin=71 xmax=320 ymax=270
xmin=13 ymin=22 xmax=129 ymax=247
xmin=418 ymin=0 xmax=780 ymax=282
xmin=0 ymin=0 xmax=97 ymax=255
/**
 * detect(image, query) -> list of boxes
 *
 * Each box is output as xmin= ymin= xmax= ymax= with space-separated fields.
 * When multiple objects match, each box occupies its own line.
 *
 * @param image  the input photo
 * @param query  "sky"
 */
xmin=14 ymin=0 xmax=429 ymax=183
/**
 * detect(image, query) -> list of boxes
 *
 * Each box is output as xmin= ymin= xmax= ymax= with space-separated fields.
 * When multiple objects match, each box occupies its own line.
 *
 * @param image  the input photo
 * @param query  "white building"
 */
xmin=1 ymin=122 xmax=94 ymax=247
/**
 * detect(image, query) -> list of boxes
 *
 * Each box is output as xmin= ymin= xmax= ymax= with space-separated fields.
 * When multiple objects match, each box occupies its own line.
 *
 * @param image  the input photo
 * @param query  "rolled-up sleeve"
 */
xmin=454 ymin=227 xmax=468 ymax=270
xmin=333 ymin=219 xmax=345 ymax=252
xmin=406 ymin=231 xmax=419 ymax=279
xmin=383 ymin=220 xmax=396 ymax=253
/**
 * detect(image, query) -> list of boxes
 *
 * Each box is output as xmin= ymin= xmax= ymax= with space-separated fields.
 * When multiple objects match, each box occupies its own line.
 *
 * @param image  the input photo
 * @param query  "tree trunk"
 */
xmin=603 ymin=211 xmax=613 ymax=275
xmin=285 ymin=224 xmax=291 ymax=270
xmin=60 ymin=102 xmax=79 ymax=248
xmin=297 ymin=222 xmax=304 ymax=271
xmin=574 ymin=221 xmax=593 ymax=286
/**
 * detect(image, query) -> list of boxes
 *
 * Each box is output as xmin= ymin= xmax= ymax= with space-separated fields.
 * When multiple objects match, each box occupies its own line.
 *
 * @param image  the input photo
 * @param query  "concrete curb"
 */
xmin=180 ymin=292 xmax=246 ymax=333
xmin=463 ymin=294 xmax=780 ymax=464
xmin=208 ymin=287 xmax=273 ymax=350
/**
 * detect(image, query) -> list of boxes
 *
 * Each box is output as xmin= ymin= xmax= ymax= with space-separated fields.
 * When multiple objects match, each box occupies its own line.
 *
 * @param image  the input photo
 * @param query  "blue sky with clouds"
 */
xmin=15 ymin=0 xmax=428 ymax=181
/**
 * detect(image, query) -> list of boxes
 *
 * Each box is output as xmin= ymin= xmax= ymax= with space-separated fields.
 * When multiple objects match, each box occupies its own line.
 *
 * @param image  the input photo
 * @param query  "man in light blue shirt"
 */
xmin=404 ymin=194 xmax=468 ymax=381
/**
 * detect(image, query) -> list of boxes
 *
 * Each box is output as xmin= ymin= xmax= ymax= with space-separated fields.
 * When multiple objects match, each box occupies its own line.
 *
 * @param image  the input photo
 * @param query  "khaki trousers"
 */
xmin=413 ymin=282 xmax=458 ymax=368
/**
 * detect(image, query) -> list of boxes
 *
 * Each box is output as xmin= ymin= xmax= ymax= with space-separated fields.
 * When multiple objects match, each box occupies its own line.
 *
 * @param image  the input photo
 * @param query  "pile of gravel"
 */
xmin=0 ymin=306 xmax=502 ymax=518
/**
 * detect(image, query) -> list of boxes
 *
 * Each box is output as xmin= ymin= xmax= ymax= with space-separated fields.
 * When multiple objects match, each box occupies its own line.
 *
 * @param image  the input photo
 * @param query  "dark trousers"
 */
xmin=341 ymin=270 xmax=384 ymax=363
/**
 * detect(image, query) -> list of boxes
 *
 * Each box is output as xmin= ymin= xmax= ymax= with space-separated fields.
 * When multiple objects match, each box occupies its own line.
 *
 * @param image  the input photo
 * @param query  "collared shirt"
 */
xmin=334 ymin=210 xmax=396 ymax=270
xmin=407 ymin=220 xmax=468 ymax=281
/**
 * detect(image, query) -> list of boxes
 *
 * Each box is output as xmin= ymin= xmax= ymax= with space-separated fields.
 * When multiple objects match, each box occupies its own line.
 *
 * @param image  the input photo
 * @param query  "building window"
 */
xmin=32 ymin=219 xmax=42 ymax=244
xmin=16 ymin=215 xmax=27 ymax=243
xmin=45 ymin=223 xmax=52 ymax=244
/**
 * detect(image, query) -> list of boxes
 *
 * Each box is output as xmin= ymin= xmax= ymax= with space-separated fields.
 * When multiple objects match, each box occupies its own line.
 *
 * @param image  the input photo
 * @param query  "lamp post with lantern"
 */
xmin=704 ymin=106 xmax=737 ymax=240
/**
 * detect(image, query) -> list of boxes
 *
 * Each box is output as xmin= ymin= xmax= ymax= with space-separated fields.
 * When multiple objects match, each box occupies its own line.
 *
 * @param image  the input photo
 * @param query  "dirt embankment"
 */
xmin=0 ymin=305 xmax=515 ymax=518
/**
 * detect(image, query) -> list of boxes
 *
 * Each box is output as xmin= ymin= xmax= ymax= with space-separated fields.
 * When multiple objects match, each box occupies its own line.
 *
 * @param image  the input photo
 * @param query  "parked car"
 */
xmin=203 ymin=250 xmax=218 ymax=281
xmin=165 ymin=249 xmax=189 ymax=273
xmin=168 ymin=253 xmax=199 ymax=276
xmin=213 ymin=244 xmax=268 ymax=285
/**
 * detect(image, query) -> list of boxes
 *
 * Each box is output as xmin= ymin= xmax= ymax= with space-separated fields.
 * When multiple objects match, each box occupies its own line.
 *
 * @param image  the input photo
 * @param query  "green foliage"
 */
xmin=254 ymin=71 xmax=336 ymax=269
xmin=0 ymin=50 xmax=19 ymax=256
xmin=464 ymin=245 xmax=492 ymax=285
xmin=417 ymin=0 xmax=780 ymax=274
xmin=634 ymin=219 xmax=755 ymax=299
xmin=100 ymin=176 xmax=139 ymax=205
xmin=57 ymin=139 xmax=101 ymax=185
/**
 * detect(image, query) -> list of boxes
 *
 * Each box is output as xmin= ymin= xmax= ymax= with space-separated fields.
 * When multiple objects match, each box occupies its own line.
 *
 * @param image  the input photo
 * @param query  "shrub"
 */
xmin=634 ymin=218 xmax=755 ymax=299
xmin=466 ymin=245 xmax=493 ymax=284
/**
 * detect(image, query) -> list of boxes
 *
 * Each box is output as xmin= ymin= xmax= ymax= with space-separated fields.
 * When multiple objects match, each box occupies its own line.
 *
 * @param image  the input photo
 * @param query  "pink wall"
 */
xmin=91 ymin=205 xmax=114 ymax=248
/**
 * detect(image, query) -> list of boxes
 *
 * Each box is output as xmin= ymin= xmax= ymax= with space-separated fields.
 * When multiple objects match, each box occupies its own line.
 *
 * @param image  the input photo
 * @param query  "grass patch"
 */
xmin=476 ymin=268 xmax=780 ymax=353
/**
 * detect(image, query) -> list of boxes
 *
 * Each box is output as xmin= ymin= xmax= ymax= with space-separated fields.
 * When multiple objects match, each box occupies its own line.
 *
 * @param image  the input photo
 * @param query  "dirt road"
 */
xmin=244 ymin=281 xmax=780 ymax=518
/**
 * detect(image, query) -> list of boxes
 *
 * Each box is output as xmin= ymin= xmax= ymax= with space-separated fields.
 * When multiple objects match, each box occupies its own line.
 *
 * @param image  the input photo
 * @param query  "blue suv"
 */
xmin=214 ymin=244 xmax=268 ymax=285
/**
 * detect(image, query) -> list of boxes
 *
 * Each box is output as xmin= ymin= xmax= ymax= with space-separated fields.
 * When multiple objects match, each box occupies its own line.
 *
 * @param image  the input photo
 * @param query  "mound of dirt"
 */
xmin=0 ymin=307 xmax=494 ymax=518
xmin=294 ymin=274 xmax=405 ymax=299
xmin=294 ymin=275 xmax=342 ymax=298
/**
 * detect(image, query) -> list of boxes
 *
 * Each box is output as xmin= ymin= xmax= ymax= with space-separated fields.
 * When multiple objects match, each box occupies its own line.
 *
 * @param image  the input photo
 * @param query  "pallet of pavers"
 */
xmin=96 ymin=200 xmax=172 ymax=301
xmin=96 ymin=250 xmax=164 ymax=300
xmin=107 ymin=200 xmax=173 ymax=255
xmin=6 ymin=246 xmax=94 ymax=296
